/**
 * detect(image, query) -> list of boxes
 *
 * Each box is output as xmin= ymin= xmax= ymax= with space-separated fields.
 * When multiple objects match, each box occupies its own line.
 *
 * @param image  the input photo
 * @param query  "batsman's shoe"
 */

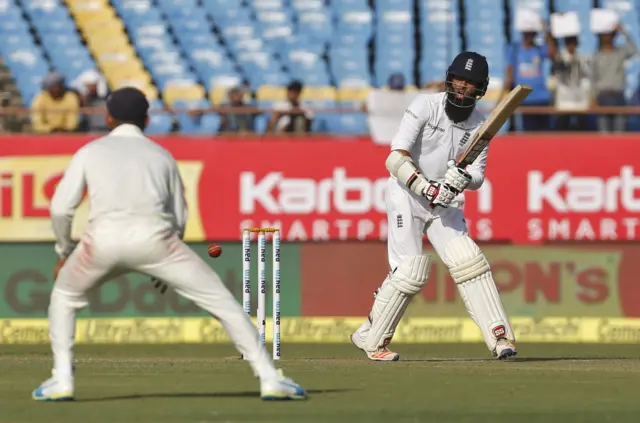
xmin=350 ymin=332 xmax=399 ymax=361
xmin=260 ymin=369 xmax=307 ymax=401
xmin=493 ymin=338 xmax=517 ymax=360
xmin=32 ymin=372 xmax=74 ymax=402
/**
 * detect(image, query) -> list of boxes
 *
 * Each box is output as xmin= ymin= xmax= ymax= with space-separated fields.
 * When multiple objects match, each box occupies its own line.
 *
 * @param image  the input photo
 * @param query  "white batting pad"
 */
xmin=442 ymin=236 xmax=515 ymax=352
xmin=365 ymin=255 xmax=431 ymax=351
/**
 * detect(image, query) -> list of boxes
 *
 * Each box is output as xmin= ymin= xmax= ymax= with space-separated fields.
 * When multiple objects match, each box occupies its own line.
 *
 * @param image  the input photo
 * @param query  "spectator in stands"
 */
xmin=549 ymin=35 xmax=591 ymax=131
xmin=265 ymin=80 xmax=312 ymax=134
xmin=73 ymin=70 xmax=110 ymax=133
xmin=218 ymin=86 xmax=256 ymax=133
xmin=364 ymin=73 xmax=423 ymax=144
xmin=361 ymin=73 xmax=410 ymax=113
xmin=592 ymin=24 xmax=638 ymax=133
xmin=503 ymin=12 xmax=556 ymax=131
xmin=387 ymin=73 xmax=406 ymax=91
xmin=30 ymin=71 xmax=80 ymax=133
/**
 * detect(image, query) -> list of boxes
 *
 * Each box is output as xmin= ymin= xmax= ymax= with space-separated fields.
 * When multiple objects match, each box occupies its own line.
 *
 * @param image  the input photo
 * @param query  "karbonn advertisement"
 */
xmin=1 ymin=135 xmax=639 ymax=243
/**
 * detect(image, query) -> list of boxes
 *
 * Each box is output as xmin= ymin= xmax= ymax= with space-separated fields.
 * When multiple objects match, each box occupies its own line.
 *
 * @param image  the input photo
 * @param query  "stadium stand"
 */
xmin=26 ymin=1 xmax=96 ymax=89
xmin=0 ymin=0 xmax=638 ymax=134
xmin=464 ymin=0 xmax=507 ymax=86
xmin=66 ymin=0 xmax=157 ymax=101
xmin=419 ymin=0 xmax=461 ymax=87
xmin=0 ymin=1 xmax=51 ymax=106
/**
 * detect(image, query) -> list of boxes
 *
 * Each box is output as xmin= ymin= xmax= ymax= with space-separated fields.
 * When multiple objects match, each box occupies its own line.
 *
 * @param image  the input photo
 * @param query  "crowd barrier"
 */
xmin=4 ymin=105 xmax=640 ymax=115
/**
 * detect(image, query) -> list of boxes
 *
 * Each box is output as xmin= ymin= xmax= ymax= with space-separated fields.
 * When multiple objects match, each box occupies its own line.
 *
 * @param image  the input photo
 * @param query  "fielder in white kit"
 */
xmin=350 ymin=52 xmax=517 ymax=361
xmin=32 ymin=87 xmax=307 ymax=401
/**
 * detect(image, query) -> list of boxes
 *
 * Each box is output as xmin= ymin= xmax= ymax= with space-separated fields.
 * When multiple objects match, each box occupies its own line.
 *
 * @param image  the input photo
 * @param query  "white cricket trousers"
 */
xmin=356 ymin=180 xmax=515 ymax=352
xmin=386 ymin=179 xmax=468 ymax=270
xmin=49 ymin=217 xmax=278 ymax=382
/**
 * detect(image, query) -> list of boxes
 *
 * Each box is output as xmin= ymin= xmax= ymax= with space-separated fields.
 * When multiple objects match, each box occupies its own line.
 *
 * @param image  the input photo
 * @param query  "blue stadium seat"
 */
xmin=115 ymin=1 xmax=202 ymax=92
xmin=333 ymin=0 xmax=370 ymax=13
xmin=146 ymin=100 xmax=173 ymax=134
xmin=156 ymin=0 xmax=199 ymax=10
xmin=375 ymin=8 xmax=416 ymax=75
xmin=296 ymin=10 xmax=332 ymax=45
xmin=418 ymin=0 xmax=461 ymax=85
xmin=19 ymin=0 xmax=97 ymax=83
xmin=374 ymin=0 xmax=413 ymax=11
xmin=291 ymin=0 xmax=324 ymax=12
xmin=207 ymin=7 xmax=254 ymax=27
xmin=328 ymin=31 xmax=371 ymax=86
xmin=254 ymin=113 xmax=271 ymax=134
xmin=465 ymin=19 xmax=508 ymax=82
xmin=335 ymin=10 xmax=374 ymax=40
xmin=0 ymin=6 xmax=31 ymax=33
xmin=0 ymin=33 xmax=36 ymax=56
xmin=375 ymin=45 xmax=414 ymax=72
xmin=171 ymin=17 xmax=211 ymax=35
xmin=464 ymin=0 xmax=505 ymax=22
xmin=197 ymin=114 xmax=222 ymax=135
xmin=147 ymin=114 xmax=174 ymax=134
xmin=0 ymin=2 xmax=57 ymax=104
xmin=313 ymin=113 xmax=368 ymax=135
xmin=199 ymin=0 xmax=240 ymax=11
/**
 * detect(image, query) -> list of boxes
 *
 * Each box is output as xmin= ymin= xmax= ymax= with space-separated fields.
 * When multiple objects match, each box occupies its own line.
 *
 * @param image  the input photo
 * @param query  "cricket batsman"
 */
xmin=32 ymin=87 xmax=307 ymax=401
xmin=350 ymin=52 xmax=517 ymax=361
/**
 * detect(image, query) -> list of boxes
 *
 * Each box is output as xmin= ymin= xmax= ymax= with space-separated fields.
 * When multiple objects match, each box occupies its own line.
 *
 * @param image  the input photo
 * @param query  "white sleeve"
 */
xmin=170 ymin=161 xmax=188 ymax=239
xmin=464 ymin=145 xmax=488 ymax=191
xmin=50 ymin=148 xmax=87 ymax=258
xmin=390 ymin=96 xmax=429 ymax=151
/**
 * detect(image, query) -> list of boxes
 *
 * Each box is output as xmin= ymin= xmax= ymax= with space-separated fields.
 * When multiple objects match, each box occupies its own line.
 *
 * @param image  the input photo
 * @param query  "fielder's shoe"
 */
xmin=260 ymin=369 xmax=307 ymax=401
xmin=350 ymin=332 xmax=399 ymax=361
xmin=32 ymin=371 xmax=74 ymax=402
xmin=493 ymin=338 xmax=517 ymax=360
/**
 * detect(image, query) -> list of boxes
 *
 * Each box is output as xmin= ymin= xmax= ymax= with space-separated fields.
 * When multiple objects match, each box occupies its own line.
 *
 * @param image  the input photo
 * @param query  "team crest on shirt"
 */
xmin=459 ymin=131 xmax=471 ymax=147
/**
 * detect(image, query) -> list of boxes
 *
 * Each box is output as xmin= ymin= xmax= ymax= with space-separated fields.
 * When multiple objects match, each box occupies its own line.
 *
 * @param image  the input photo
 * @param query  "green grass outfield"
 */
xmin=2 ymin=343 xmax=640 ymax=423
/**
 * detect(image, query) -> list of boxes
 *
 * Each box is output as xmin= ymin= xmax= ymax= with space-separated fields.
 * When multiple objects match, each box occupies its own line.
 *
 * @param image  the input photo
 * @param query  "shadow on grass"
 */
xmin=78 ymin=388 xmax=354 ymax=402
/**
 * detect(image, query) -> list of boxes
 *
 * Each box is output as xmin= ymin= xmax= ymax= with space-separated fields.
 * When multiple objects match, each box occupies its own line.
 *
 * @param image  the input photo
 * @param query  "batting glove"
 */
xmin=444 ymin=160 xmax=472 ymax=193
xmin=423 ymin=180 xmax=456 ymax=207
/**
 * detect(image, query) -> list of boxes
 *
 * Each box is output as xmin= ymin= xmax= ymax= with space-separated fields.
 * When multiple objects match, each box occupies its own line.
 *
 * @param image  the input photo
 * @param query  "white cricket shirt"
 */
xmin=50 ymin=124 xmax=187 ymax=258
xmin=390 ymin=92 xmax=488 ymax=204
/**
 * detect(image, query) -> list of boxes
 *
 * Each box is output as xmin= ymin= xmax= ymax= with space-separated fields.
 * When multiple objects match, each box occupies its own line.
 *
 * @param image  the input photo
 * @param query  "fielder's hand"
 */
xmin=444 ymin=160 xmax=472 ymax=193
xmin=151 ymin=278 xmax=168 ymax=294
xmin=423 ymin=181 xmax=456 ymax=207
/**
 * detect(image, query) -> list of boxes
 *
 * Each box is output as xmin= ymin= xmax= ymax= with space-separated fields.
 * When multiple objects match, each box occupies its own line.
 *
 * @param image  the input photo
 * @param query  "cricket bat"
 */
xmin=456 ymin=84 xmax=532 ymax=168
